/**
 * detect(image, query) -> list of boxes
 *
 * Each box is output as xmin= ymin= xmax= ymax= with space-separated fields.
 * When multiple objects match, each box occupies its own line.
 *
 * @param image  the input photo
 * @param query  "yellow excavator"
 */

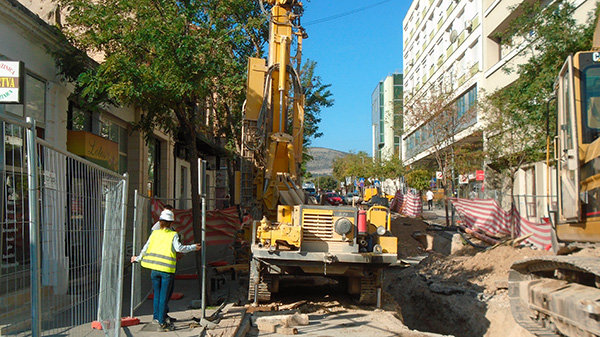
xmin=508 ymin=15 xmax=600 ymax=337
xmin=241 ymin=0 xmax=397 ymax=305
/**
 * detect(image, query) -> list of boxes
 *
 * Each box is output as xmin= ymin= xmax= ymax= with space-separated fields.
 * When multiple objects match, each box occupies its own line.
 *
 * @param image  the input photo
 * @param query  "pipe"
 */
xmin=200 ymin=160 xmax=207 ymax=320
xmin=26 ymin=118 xmax=41 ymax=336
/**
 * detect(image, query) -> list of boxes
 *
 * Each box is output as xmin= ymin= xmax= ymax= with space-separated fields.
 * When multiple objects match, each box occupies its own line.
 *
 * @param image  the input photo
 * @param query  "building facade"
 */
xmin=0 ymin=0 xmax=232 ymax=310
xmin=371 ymin=73 xmax=403 ymax=161
xmin=403 ymin=0 xmax=483 ymax=173
xmin=403 ymin=0 xmax=594 ymax=213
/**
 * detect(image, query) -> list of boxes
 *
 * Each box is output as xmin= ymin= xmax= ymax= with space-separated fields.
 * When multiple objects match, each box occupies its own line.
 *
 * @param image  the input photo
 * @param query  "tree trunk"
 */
xmin=184 ymin=127 xmax=204 ymax=300
xmin=509 ymin=175 xmax=516 ymax=240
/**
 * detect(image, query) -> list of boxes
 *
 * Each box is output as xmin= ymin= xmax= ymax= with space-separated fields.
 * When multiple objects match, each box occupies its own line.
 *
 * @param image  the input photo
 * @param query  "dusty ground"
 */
xmin=384 ymin=214 xmax=553 ymax=337
xmin=239 ymin=213 xmax=559 ymax=337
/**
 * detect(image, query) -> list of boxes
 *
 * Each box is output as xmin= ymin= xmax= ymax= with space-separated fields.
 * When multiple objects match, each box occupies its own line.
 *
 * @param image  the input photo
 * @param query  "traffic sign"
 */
xmin=476 ymin=170 xmax=485 ymax=181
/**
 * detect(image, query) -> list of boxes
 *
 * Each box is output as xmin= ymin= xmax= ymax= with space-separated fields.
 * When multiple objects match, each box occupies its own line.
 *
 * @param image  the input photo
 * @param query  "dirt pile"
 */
xmin=389 ymin=214 xmax=431 ymax=258
xmin=384 ymin=244 xmax=552 ymax=337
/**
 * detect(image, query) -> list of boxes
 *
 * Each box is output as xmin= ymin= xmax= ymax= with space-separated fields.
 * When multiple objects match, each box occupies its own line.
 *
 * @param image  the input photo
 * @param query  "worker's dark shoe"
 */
xmin=166 ymin=315 xmax=177 ymax=323
xmin=158 ymin=323 xmax=174 ymax=332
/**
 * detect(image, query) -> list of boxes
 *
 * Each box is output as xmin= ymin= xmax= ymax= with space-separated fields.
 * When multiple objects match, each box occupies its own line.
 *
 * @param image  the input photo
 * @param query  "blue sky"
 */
xmin=301 ymin=0 xmax=412 ymax=156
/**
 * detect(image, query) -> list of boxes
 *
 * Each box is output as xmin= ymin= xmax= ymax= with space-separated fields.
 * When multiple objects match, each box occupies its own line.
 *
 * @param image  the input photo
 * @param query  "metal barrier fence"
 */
xmin=129 ymin=194 xmax=236 ymax=315
xmin=97 ymin=179 xmax=128 ymax=336
xmin=129 ymin=195 xmax=200 ymax=315
xmin=129 ymin=193 xmax=152 ymax=319
xmin=0 ymin=114 xmax=128 ymax=336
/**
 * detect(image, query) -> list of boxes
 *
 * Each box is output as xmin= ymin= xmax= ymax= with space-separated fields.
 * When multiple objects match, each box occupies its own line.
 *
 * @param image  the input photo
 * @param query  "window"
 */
xmin=582 ymin=64 xmax=600 ymax=143
xmin=456 ymin=85 xmax=477 ymax=122
xmin=457 ymin=95 xmax=466 ymax=118
xmin=148 ymin=138 xmax=162 ymax=197
xmin=68 ymin=104 xmax=93 ymax=132
xmin=101 ymin=118 xmax=129 ymax=174
xmin=68 ymin=103 xmax=129 ymax=174
xmin=5 ymin=73 xmax=46 ymax=125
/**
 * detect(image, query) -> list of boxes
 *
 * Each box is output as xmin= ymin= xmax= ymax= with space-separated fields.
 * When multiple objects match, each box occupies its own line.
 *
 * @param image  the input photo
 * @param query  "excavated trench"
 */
xmin=384 ymin=263 xmax=490 ymax=337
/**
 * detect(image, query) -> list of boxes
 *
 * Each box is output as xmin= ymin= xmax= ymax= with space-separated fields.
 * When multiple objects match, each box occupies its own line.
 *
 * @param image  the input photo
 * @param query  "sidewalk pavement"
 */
xmin=81 ymin=277 xmax=247 ymax=337
xmin=72 ymin=208 xmax=450 ymax=337
xmin=421 ymin=207 xmax=450 ymax=224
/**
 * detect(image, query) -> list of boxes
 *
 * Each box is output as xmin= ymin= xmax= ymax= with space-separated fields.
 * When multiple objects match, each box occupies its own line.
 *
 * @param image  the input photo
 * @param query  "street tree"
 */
xmin=313 ymin=176 xmax=338 ymax=192
xmin=375 ymin=156 xmax=405 ymax=181
xmin=405 ymin=168 xmax=430 ymax=194
xmin=403 ymin=77 xmax=481 ymax=224
xmin=52 ymin=0 xmax=267 ymax=293
xmin=299 ymin=59 xmax=334 ymax=175
xmin=332 ymin=152 xmax=405 ymax=196
xmin=332 ymin=151 xmax=372 ymax=183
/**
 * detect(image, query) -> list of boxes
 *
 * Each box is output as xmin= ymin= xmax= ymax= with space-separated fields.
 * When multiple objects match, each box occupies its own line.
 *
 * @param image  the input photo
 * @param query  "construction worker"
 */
xmin=131 ymin=209 xmax=201 ymax=331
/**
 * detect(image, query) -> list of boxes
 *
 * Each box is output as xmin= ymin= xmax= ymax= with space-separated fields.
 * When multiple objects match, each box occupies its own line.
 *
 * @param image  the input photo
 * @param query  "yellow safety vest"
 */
xmin=140 ymin=228 xmax=177 ymax=273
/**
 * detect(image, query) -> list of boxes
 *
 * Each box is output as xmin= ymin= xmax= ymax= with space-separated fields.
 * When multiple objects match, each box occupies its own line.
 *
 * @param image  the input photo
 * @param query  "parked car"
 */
xmin=344 ymin=192 xmax=361 ymax=205
xmin=323 ymin=192 xmax=343 ymax=206
xmin=303 ymin=187 xmax=316 ymax=197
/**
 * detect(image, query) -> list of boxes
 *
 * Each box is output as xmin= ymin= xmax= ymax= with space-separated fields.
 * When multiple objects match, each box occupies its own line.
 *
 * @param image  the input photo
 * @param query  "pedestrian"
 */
xmin=131 ymin=209 xmax=201 ymax=331
xmin=426 ymin=189 xmax=434 ymax=210
xmin=469 ymin=188 xmax=477 ymax=199
xmin=151 ymin=204 xmax=173 ymax=231
xmin=151 ymin=204 xmax=179 ymax=322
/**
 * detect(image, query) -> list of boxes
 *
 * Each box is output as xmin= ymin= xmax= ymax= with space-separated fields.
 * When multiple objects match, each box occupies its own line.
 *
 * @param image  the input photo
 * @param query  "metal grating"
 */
xmin=302 ymin=212 xmax=334 ymax=241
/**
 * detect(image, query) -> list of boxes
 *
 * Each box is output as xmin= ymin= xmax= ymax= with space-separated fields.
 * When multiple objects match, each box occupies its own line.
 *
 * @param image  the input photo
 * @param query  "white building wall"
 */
xmin=382 ymin=75 xmax=396 ymax=161
xmin=371 ymin=84 xmax=381 ymax=159
xmin=403 ymin=0 xmax=594 ymax=204
xmin=403 ymin=0 xmax=485 ymax=166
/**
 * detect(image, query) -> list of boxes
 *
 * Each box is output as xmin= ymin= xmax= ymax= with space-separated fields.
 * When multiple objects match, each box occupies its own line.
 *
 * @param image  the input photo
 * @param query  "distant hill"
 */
xmin=306 ymin=147 xmax=348 ymax=176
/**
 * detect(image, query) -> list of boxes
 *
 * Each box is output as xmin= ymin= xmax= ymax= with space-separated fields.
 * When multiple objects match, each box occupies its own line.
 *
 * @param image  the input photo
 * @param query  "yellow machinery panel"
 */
xmin=245 ymin=57 xmax=266 ymax=121
xmin=375 ymin=236 xmax=398 ymax=254
xmin=256 ymin=206 xmax=302 ymax=249
xmin=367 ymin=206 xmax=391 ymax=233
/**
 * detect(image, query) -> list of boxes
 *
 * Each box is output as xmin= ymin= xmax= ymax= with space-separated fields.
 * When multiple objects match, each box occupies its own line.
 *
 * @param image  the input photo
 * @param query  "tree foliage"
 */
xmin=301 ymin=59 xmax=334 ymax=146
xmin=404 ymin=80 xmax=480 ymax=190
xmin=313 ymin=176 xmax=337 ymax=191
xmin=372 ymin=157 xmax=405 ymax=180
xmin=405 ymin=169 xmax=431 ymax=192
xmin=52 ymin=0 xmax=269 ymax=290
xmin=299 ymin=59 xmax=334 ymax=173
xmin=332 ymin=151 xmax=371 ymax=182
xmin=332 ymin=152 xmax=405 ymax=190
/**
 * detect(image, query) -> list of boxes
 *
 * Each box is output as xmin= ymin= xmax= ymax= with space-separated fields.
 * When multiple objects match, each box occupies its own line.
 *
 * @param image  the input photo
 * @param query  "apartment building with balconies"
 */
xmin=403 ymin=0 xmax=595 ymax=206
xmin=402 ymin=0 xmax=484 ymax=171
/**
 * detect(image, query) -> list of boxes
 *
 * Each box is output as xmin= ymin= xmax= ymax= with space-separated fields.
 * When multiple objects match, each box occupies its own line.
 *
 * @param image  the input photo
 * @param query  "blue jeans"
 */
xmin=151 ymin=270 xmax=174 ymax=325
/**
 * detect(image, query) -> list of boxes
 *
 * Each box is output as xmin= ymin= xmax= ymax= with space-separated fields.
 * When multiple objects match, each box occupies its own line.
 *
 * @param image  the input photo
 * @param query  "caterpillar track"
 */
xmin=508 ymin=256 xmax=600 ymax=337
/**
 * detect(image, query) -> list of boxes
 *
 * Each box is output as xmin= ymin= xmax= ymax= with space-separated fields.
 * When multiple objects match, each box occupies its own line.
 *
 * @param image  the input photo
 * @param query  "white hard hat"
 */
xmin=159 ymin=209 xmax=175 ymax=222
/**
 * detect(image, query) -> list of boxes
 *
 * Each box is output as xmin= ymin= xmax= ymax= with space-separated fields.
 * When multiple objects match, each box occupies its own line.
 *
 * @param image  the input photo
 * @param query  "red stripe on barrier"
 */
xmin=450 ymin=198 xmax=552 ymax=249
xmin=148 ymin=292 xmax=184 ymax=300
xmin=175 ymin=274 xmax=198 ymax=280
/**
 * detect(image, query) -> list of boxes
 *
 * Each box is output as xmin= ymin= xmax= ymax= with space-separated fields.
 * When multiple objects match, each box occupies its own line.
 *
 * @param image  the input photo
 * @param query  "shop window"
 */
xmin=5 ymin=73 xmax=46 ymax=126
xmin=148 ymin=137 xmax=162 ymax=197
xmin=68 ymin=104 xmax=93 ymax=132
xmin=101 ymin=118 xmax=128 ymax=174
